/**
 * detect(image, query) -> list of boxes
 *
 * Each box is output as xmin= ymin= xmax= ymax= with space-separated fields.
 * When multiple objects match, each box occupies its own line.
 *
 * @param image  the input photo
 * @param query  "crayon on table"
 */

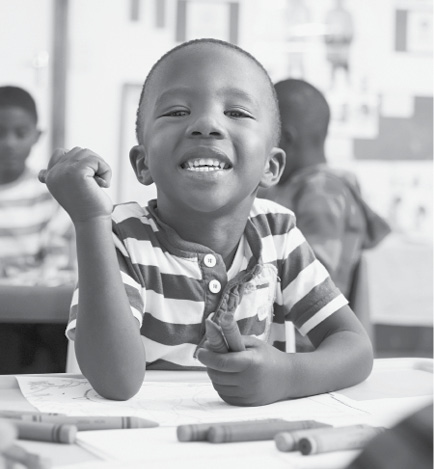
xmin=3 ymin=443 xmax=52 ymax=469
xmin=0 ymin=414 xmax=158 ymax=431
xmin=208 ymin=420 xmax=331 ymax=443
xmin=0 ymin=410 xmax=65 ymax=418
xmin=177 ymin=419 xmax=284 ymax=442
xmin=6 ymin=419 xmax=77 ymax=444
xmin=204 ymin=317 xmax=229 ymax=353
xmin=219 ymin=311 xmax=245 ymax=352
xmin=275 ymin=427 xmax=339 ymax=452
xmin=298 ymin=424 xmax=386 ymax=455
xmin=0 ymin=419 xmax=17 ymax=450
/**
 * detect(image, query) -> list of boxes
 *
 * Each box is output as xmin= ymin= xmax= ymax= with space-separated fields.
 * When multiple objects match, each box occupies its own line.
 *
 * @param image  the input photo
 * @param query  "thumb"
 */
xmin=242 ymin=335 xmax=265 ymax=348
xmin=38 ymin=148 xmax=68 ymax=183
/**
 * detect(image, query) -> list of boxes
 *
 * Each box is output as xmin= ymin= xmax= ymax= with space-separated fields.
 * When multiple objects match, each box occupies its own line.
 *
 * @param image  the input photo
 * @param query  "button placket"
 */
xmin=208 ymin=279 xmax=221 ymax=294
xmin=204 ymin=254 xmax=217 ymax=268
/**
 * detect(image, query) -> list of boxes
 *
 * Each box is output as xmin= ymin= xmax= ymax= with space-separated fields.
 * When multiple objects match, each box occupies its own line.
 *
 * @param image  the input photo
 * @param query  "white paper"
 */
xmin=16 ymin=377 xmax=368 ymax=427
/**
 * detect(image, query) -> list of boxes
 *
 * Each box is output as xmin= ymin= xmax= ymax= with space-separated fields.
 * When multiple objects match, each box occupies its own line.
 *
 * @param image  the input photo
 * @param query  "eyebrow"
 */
xmin=154 ymin=86 xmax=260 ymax=108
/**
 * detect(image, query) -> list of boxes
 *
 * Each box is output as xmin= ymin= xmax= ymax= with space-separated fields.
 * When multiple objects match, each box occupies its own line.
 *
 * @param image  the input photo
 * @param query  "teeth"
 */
xmin=182 ymin=158 xmax=230 ymax=171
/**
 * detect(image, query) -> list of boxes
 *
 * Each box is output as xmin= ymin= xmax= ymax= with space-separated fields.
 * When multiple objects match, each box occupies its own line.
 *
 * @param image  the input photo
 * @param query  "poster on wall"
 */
xmin=175 ymin=0 xmax=239 ymax=43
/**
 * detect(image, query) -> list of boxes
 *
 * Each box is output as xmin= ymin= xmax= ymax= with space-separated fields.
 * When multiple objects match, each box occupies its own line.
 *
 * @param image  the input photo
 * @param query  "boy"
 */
xmin=0 ymin=85 xmax=73 ymax=281
xmin=0 ymin=86 xmax=73 ymax=373
xmin=39 ymin=39 xmax=373 ymax=405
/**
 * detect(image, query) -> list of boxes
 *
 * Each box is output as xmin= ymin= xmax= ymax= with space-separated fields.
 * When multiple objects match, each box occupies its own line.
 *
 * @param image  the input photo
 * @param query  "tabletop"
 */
xmin=0 ymin=358 xmax=432 ymax=469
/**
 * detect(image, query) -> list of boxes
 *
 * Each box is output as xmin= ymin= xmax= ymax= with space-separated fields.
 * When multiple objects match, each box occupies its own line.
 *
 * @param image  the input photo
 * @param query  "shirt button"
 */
xmin=204 ymin=254 xmax=217 ymax=268
xmin=208 ymin=279 xmax=221 ymax=294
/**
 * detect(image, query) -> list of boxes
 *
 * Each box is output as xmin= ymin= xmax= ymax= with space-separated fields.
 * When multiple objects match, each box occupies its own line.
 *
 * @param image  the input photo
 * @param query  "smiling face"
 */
xmin=130 ymin=42 xmax=284 ymax=220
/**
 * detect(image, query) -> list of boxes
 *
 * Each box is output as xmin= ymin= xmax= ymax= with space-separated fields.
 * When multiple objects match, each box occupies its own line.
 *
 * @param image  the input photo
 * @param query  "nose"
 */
xmin=1 ymin=132 xmax=19 ymax=148
xmin=186 ymin=112 xmax=225 ymax=139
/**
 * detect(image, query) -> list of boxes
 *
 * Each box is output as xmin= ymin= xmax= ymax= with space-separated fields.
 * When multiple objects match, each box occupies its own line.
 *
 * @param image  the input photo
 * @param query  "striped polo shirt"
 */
xmin=0 ymin=168 xmax=72 ymax=278
xmin=66 ymin=198 xmax=347 ymax=370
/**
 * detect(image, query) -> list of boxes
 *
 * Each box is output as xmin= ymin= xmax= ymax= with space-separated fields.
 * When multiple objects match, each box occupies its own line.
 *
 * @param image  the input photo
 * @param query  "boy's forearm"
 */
xmin=284 ymin=330 xmax=373 ymax=399
xmin=74 ymin=217 xmax=146 ymax=400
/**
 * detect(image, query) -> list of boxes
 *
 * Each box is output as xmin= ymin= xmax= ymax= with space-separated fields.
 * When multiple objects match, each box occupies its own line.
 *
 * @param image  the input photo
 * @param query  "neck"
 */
xmin=156 ymin=203 xmax=251 ymax=268
xmin=280 ymin=146 xmax=326 ymax=185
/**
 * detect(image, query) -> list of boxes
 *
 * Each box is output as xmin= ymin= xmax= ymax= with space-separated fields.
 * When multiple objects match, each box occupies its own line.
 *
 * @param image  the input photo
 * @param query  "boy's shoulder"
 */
xmin=250 ymin=197 xmax=297 ymax=233
xmin=112 ymin=201 xmax=148 ymax=222
xmin=251 ymin=197 xmax=295 ymax=218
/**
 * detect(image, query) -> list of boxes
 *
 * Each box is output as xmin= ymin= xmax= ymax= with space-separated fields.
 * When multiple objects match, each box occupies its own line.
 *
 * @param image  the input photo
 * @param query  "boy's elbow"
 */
xmin=80 ymin=363 xmax=146 ymax=401
xmin=97 ymin=382 xmax=142 ymax=401
xmin=357 ymin=331 xmax=374 ymax=381
xmin=90 ymin=373 xmax=145 ymax=401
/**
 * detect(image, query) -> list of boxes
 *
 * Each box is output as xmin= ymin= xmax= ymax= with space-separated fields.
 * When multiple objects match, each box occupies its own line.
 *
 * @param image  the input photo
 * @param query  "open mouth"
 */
xmin=181 ymin=158 xmax=232 ymax=172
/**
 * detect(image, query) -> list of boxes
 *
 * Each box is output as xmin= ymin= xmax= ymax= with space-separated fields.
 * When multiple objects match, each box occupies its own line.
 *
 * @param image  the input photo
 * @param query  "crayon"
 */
xmin=208 ymin=420 xmax=331 ymax=443
xmin=275 ymin=427 xmax=339 ymax=452
xmin=0 ymin=414 xmax=158 ymax=431
xmin=6 ymin=419 xmax=77 ymax=444
xmin=219 ymin=311 xmax=245 ymax=352
xmin=204 ymin=317 xmax=229 ymax=353
xmin=0 ymin=419 xmax=17 ymax=451
xmin=3 ymin=443 xmax=52 ymax=469
xmin=177 ymin=418 xmax=284 ymax=442
xmin=298 ymin=424 xmax=386 ymax=455
xmin=0 ymin=410 xmax=64 ymax=418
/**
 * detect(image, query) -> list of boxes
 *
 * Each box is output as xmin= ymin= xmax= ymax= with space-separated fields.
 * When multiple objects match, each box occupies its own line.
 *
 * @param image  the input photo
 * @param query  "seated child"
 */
xmin=0 ymin=85 xmax=74 ymax=282
xmin=39 ymin=39 xmax=373 ymax=405
xmin=0 ymin=85 xmax=74 ymax=373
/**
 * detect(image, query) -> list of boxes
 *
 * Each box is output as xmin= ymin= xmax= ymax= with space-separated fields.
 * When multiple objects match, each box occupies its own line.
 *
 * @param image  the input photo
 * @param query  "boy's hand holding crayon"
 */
xmin=198 ymin=312 xmax=290 ymax=407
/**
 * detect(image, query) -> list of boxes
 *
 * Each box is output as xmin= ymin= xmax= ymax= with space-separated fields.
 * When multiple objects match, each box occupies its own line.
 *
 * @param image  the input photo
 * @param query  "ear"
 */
xmin=129 ymin=145 xmax=154 ymax=186
xmin=259 ymin=147 xmax=286 ymax=189
xmin=32 ymin=129 xmax=42 ymax=145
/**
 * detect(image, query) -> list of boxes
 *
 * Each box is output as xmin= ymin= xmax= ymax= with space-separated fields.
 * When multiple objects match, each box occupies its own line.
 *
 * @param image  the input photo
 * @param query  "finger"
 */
xmin=48 ymin=147 xmax=70 ymax=169
xmin=206 ymin=368 xmax=240 ymax=386
xmin=38 ymin=169 xmax=47 ymax=183
xmin=242 ymin=335 xmax=264 ymax=348
xmin=39 ymin=148 xmax=69 ymax=183
xmin=94 ymin=158 xmax=112 ymax=188
xmin=219 ymin=312 xmax=245 ymax=352
xmin=197 ymin=348 xmax=251 ymax=372
xmin=204 ymin=318 xmax=228 ymax=353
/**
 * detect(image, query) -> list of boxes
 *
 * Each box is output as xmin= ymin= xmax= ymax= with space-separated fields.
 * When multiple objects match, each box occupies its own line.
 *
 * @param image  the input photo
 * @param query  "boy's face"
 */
xmin=132 ymin=44 xmax=284 ymax=217
xmin=0 ymin=107 xmax=40 ymax=184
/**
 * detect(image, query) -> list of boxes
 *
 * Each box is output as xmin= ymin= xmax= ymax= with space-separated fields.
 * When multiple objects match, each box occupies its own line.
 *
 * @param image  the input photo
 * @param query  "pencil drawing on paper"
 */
xmin=16 ymin=376 xmax=367 ymax=427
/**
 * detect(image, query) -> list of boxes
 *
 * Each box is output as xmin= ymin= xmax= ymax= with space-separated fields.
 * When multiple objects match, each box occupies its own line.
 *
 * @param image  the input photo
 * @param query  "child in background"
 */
xmin=0 ymin=86 xmax=74 ymax=282
xmin=39 ymin=39 xmax=373 ymax=405
xmin=0 ymin=86 xmax=74 ymax=373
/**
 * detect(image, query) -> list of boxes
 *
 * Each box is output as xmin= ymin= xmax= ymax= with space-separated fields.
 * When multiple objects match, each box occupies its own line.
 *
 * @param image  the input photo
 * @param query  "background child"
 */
xmin=0 ymin=85 xmax=74 ymax=373
xmin=39 ymin=39 xmax=373 ymax=405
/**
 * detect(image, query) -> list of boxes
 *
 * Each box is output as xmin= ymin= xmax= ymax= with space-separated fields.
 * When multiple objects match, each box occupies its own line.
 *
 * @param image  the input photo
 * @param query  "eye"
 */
xmin=161 ymin=109 xmax=190 ymax=117
xmin=225 ymin=109 xmax=253 ymax=119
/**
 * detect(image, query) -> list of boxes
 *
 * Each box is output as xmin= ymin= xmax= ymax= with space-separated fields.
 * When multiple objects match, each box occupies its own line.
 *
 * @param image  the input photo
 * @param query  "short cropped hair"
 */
xmin=0 ymin=86 xmax=38 ymax=122
xmin=135 ymin=38 xmax=281 ymax=145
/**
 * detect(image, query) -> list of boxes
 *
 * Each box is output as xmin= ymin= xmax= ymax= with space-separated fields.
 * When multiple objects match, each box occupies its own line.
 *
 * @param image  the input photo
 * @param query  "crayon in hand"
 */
xmin=219 ymin=311 xmax=245 ymax=352
xmin=204 ymin=318 xmax=229 ymax=353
